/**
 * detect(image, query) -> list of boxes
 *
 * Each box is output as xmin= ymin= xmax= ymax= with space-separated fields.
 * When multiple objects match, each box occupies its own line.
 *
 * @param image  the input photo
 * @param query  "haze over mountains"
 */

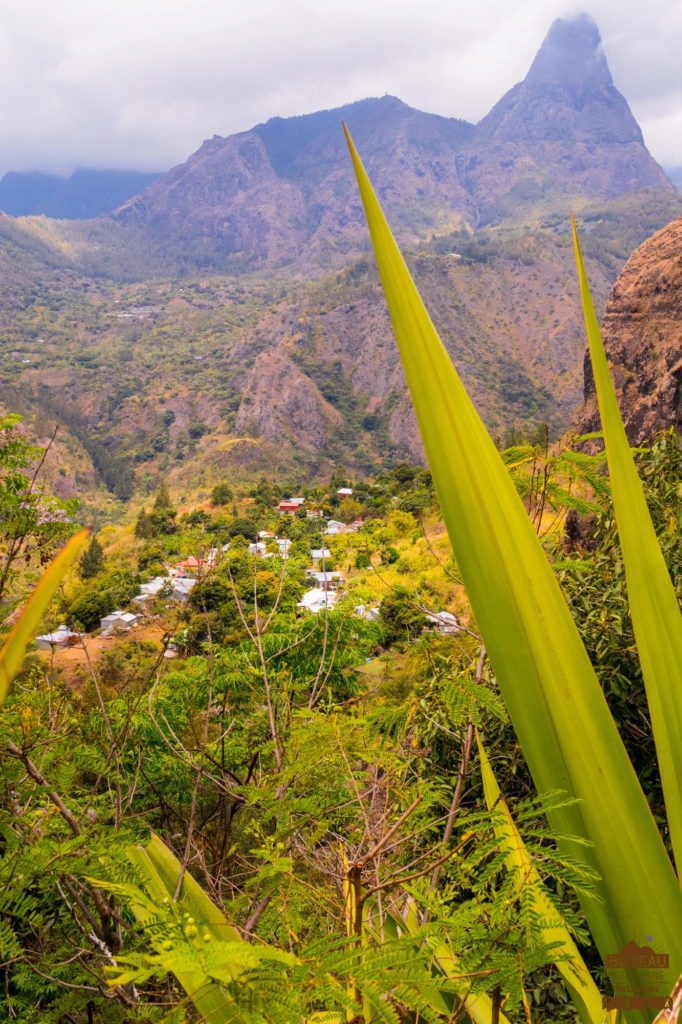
xmin=0 ymin=170 xmax=161 ymax=220
xmin=0 ymin=13 xmax=680 ymax=511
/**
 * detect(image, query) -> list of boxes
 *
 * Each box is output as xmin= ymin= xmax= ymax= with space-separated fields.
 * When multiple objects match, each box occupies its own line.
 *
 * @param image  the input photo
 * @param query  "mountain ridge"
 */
xmin=110 ymin=15 xmax=673 ymax=270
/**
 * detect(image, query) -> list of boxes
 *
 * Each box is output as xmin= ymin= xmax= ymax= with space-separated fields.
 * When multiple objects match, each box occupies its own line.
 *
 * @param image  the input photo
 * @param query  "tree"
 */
xmin=378 ymin=587 xmax=427 ymax=645
xmin=227 ymin=517 xmax=259 ymax=541
xmin=78 ymin=535 xmax=104 ymax=579
xmin=211 ymin=482 xmax=233 ymax=505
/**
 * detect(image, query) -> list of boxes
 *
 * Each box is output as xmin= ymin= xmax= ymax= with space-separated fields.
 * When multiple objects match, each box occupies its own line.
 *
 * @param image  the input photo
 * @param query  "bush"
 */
xmin=227 ymin=517 xmax=259 ymax=542
xmin=211 ymin=482 xmax=233 ymax=505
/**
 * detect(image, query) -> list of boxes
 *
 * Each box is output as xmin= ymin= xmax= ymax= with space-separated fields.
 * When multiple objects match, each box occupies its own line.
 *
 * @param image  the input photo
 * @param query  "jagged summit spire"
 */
xmin=526 ymin=13 xmax=612 ymax=91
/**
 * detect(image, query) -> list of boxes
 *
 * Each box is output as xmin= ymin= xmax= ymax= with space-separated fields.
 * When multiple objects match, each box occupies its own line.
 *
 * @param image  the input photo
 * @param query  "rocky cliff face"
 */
xmin=580 ymin=217 xmax=682 ymax=442
xmin=111 ymin=15 xmax=673 ymax=270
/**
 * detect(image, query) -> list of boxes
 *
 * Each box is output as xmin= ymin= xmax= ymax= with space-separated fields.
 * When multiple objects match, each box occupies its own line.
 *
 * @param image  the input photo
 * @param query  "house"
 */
xmin=310 ymin=547 xmax=331 ymax=566
xmin=278 ymin=497 xmax=304 ymax=514
xmin=171 ymin=577 xmax=197 ymax=601
xmin=100 ymin=610 xmax=140 ymax=634
xmin=36 ymin=625 xmax=82 ymax=650
xmin=425 ymin=610 xmax=461 ymax=635
xmin=275 ymin=538 xmax=291 ymax=558
xmin=247 ymin=541 xmax=268 ymax=558
xmin=354 ymin=604 xmax=380 ymax=622
xmin=336 ymin=487 xmax=353 ymax=496
xmin=297 ymin=588 xmax=338 ymax=614
xmin=325 ymin=519 xmax=349 ymax=536
xmin=258 ymin=530 xmax=273 ymax=539
xmin=312 ymin=571 xmax=344 ymax=592
xmin=135 ymin=576 xmax=170 ymax=601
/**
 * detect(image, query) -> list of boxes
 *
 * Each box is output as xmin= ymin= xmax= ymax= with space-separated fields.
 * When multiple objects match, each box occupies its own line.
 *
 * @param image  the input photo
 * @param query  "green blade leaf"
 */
xmin=343 ymin=124 xmax=682 ymax=1017
xmin=127 ymin=835 xmax=238 ymax=1024
xmin=572 ymin=217 xmax=682 ymax=875
xmin=0 ymin=529 xmax=88 ymax=703
xmin=477 ymin=731 xmax=611 ymax=1024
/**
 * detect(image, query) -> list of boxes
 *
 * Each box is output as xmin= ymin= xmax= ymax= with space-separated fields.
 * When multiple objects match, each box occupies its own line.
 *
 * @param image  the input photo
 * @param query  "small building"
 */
xmin=325 ymin=519 xmax=349 ymax=536
xmin=297 ymin=588 xmax=338 ymax=614
xmin=312 ymin=571 xmax=345 ymax=593
xmin=101 ymin=610 xmax=140 ymax=634
xmin=135 ymin=576 xmax=170 ymax=602
xmin=36 ymin=625 xmax=82 ymax=650
xmin=354 ymin=604 xmax=380 ymax=622
xmin=278 ymin=497 xmax=305 ymax=514
xmin=258 ymin=530 xmax=273 ymax=539
xmin=275 ymin=538 xmax=291 ymax=558
xmin=247 ymin=541 xmax=268 ymax=558
xmin=336 ymin=487 xmax=353 ymax=496
xmin=425 ymin=610 xmax=461 ymax=635
xmin=171 ymin=577 xmax=197 ymax=601
xmin=310 ymin=547 xmax=331 ymax=566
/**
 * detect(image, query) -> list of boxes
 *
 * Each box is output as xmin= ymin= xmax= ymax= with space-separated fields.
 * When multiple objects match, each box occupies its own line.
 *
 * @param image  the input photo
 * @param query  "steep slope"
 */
xmin=580 ymin=217 xmax=682 ymax=441
xmin=113 ymin=96 xmax=476 ymax=268
xmin=110 ymin=15 xmax=673 ymax=271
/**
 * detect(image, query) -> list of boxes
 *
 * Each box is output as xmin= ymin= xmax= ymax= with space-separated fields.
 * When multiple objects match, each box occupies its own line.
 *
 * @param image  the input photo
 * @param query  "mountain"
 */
xmin=1 ymin=13 xmax=680 ymax=502
xmin=580 ymin=216 xmax=682 ymax=442
xmin=0 ymin=169 xmax=161 ymax=219
xmin=110 ymin=14 xmax=673 ymax=271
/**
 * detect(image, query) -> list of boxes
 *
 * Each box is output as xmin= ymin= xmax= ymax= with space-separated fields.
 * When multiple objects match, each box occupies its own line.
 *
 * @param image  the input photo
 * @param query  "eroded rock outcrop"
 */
xmin=580 ymin=218 xmax=682 ymax=441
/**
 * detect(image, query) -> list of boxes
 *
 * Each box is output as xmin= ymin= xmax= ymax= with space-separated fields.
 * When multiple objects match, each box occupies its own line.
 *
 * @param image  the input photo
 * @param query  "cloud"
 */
xmin=0 ymin=0 xmax=680 ymax=174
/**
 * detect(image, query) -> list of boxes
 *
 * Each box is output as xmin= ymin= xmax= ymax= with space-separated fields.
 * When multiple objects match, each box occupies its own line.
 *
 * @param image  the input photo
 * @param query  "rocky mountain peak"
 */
xmin=109 ymin=14 xmax=673 ymax=265
xmin=525 ymin=14 xmax=612 ymax=93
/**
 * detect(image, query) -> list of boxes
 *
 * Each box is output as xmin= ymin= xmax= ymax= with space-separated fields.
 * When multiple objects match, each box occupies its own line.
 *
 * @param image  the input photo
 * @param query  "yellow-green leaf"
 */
xmin=477 ymin=731 xmax=613 ymax=1024
xmin=572 ymin=218 xmax=682 ymax=875
xmin=0 ymin=529 xmax=88 ymax=703
xmin=343 ymin=123 xmax=682 ymax=1019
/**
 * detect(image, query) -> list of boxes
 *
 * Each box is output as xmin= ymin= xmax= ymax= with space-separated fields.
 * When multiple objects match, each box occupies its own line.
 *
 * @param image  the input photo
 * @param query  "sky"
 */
xmin=1 ymin=0 xmax=681 ymax=177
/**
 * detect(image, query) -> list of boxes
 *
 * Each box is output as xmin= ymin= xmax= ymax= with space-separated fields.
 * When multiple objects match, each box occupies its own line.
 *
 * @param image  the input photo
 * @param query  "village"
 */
xmin=36 ymin=487 xmax=461 ymax=656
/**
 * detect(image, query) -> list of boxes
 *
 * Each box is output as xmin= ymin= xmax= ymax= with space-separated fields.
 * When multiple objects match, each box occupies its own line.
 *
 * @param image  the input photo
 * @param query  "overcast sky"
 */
xmin=1 ymin=0 xmax=681 ymax=177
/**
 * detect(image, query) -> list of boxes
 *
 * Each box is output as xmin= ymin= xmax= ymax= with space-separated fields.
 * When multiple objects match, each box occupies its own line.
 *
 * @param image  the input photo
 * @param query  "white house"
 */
xmin=36 ymin=625 xmax=82 ymax=650
xmin=312 ymin=571 xmax=344 ymax=592
xmin=171 ymin=577 xmax=197 ymax=601
xmin=135 ymin=576 xmax=170 ymax=602
xmin=336 ymin=487 xmax=353 ymax=496
xmin=354 ymin=604 xmax=380 ymax=622
xmin=247 ymin=541 xmax=268 ymax=558
xmin=275 ymin=538 xmax=291 ymax=558
xmin=101 ymin=610 xmax=140 ymax=634
xmin=310 ymin=547 xmax=331 ymax=565
xmin=297 ymin=588 xmax=338 ymax=614
xmin=325 ymin=519 xmax=349 ymax=536
xmin=425 ymin=610 xmax=461 ymax=635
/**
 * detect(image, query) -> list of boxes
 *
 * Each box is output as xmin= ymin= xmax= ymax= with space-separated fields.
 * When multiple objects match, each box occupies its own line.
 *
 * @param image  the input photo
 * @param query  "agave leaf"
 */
xmin=343 ymin=124 xmax=682 ymax=1017
xmin=0 ymin=529 xmax=88 ymax=703
xmin=571 ymin=218 xmax=682 ymax=875
xmin=126 ymin=835 xmax=239 ymax=1024
xmin=476 ymin=731 xmax=613 ymax=1024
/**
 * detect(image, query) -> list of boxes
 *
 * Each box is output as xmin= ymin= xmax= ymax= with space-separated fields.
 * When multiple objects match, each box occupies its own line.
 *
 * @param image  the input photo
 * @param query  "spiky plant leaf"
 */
xmin=0 ymin=529 xmax=88 ymax=702
xmin=343 ymin=124 xmax=682 ymax=1019
xmin=476 ymin=731 xmax=613 ymax=1024
xmin=572 ymin=218 xmax=682 ymax=873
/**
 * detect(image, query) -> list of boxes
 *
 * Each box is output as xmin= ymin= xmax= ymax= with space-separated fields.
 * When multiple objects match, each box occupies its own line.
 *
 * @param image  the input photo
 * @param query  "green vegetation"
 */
xmin=1 ymin=381 xmax=679 ymax=1023
xmin=0 ymin=138 xmax=681 ymax=1024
